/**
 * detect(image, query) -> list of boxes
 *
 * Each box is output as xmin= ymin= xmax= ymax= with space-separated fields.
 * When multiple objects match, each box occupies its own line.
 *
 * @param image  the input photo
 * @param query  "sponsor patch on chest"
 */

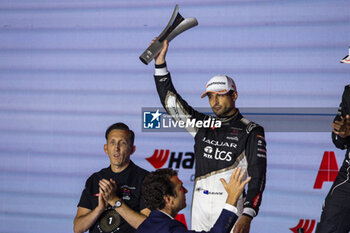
xmin=202 ymin=137 xmax=237 ymax=148
xmin=120 ymin=185 xmax=135 ymax=201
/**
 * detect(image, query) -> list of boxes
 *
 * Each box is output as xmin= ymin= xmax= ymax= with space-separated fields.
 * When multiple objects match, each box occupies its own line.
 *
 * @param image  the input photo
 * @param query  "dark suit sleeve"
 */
xmin=332 ymin=85 xmax=350 ymax=149
xmin=204 ymin=209 xmax=237 ymax=233
xmin=172 ymin=209 xmax=237 ymax=233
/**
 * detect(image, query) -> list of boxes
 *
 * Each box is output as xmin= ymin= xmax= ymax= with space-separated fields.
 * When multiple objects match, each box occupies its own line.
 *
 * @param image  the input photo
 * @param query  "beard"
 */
xmin=213 ymin=106 xmax=235 ymax=118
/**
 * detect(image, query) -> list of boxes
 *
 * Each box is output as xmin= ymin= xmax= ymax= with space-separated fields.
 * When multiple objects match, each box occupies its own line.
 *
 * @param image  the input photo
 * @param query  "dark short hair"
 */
xmin=105 ymin=122 xmax=135 ymax=145
xmin=141 ymin=168 xmax=178 ymax=210
xmin=227 ymin=90 xmax=235 ymax=96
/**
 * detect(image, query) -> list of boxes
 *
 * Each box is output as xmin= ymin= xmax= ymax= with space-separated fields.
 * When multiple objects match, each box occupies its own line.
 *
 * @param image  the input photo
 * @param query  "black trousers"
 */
xmin=316 ymin=164 xmax=350 ymax=233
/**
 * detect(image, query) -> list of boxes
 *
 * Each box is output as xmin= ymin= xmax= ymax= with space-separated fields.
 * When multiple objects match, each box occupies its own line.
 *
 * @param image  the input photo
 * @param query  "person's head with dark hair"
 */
xmin=105 ymin=122 xmax=135 ymax=145
xmin=104 ymin=122 xmax=136 ymax=173
xmin=142 ymin=168 xmax=187 ymax=217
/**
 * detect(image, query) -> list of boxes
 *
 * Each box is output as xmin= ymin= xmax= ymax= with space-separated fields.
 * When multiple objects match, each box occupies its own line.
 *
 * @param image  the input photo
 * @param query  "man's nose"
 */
xmin=214 ymin=95 xmax=219 ymax=104
xmin=211 ymin=95 xmax=218 ymax=104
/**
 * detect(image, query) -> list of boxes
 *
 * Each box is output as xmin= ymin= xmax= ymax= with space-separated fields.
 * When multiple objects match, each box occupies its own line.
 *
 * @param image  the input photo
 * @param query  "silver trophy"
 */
xmin=139 ymin=5 xmax=198 ymax=65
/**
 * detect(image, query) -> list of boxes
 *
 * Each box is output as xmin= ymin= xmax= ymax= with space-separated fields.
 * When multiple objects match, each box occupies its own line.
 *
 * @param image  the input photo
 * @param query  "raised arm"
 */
xmin=152 ymin=40 xmax=208 ymax=137
xmin=154 ymin=38 xmax=168 ymax=65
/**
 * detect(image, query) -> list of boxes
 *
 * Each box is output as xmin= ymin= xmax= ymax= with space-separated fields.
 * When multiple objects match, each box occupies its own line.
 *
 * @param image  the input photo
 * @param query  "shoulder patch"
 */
xmin=240 ymin=117 xmax=251 ymax=125
xmin=246 ymin=122 xmax=257 ymax=134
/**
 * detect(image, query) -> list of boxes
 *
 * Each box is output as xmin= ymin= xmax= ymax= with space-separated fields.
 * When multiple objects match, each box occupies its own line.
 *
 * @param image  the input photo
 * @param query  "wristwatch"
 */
xmin=113 ymin=200 xmax=122 ymax=209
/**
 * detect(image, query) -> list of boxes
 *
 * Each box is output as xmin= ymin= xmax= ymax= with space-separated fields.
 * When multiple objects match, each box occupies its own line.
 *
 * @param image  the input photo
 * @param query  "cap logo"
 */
xmin=207 ymin=81 xmax=226 ymax=88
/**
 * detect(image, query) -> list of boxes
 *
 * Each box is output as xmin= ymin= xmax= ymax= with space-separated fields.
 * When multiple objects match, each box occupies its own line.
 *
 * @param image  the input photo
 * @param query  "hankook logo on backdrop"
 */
xmin=290 ymin=219 xmax=316 ymax=233
xmin=146 ymin=149 xmax=195 ymax=170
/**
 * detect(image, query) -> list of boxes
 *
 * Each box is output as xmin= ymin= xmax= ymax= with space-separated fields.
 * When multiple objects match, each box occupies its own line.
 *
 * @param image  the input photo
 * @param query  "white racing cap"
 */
xmin=200 ymin=75 xmax=236 ymax=98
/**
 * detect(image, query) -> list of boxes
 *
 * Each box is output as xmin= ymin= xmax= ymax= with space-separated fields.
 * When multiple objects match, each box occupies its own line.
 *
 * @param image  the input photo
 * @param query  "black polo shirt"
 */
xmin=78 ymin=161 xmax=149 ymax=233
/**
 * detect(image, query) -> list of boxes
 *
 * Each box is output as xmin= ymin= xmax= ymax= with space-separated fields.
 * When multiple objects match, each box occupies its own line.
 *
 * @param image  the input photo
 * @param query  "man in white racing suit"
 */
xmin=151 ymin=40 xmax=266 ymax=233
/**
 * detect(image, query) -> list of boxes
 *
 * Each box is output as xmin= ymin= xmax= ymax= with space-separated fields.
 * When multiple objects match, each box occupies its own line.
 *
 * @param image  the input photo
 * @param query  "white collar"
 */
xmin=158 ymin=209 xmax=174 ymax=220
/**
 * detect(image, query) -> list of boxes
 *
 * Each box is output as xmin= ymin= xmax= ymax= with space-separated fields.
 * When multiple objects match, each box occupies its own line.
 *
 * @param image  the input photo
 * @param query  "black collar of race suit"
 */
xmin=216 ymin=108 xmax=241 ymax=123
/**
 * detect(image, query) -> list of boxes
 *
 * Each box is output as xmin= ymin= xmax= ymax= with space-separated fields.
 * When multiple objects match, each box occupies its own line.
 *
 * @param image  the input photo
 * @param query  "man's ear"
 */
xmin=130 ymin=145 xmax=136 ymax=155
xmin=104 ymin=144 xmax=108 ymax=154
xmin=163 ymin=195 xmax=173 ymax=207
xmin=232 ymin=91 xmax=238 ymax=102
